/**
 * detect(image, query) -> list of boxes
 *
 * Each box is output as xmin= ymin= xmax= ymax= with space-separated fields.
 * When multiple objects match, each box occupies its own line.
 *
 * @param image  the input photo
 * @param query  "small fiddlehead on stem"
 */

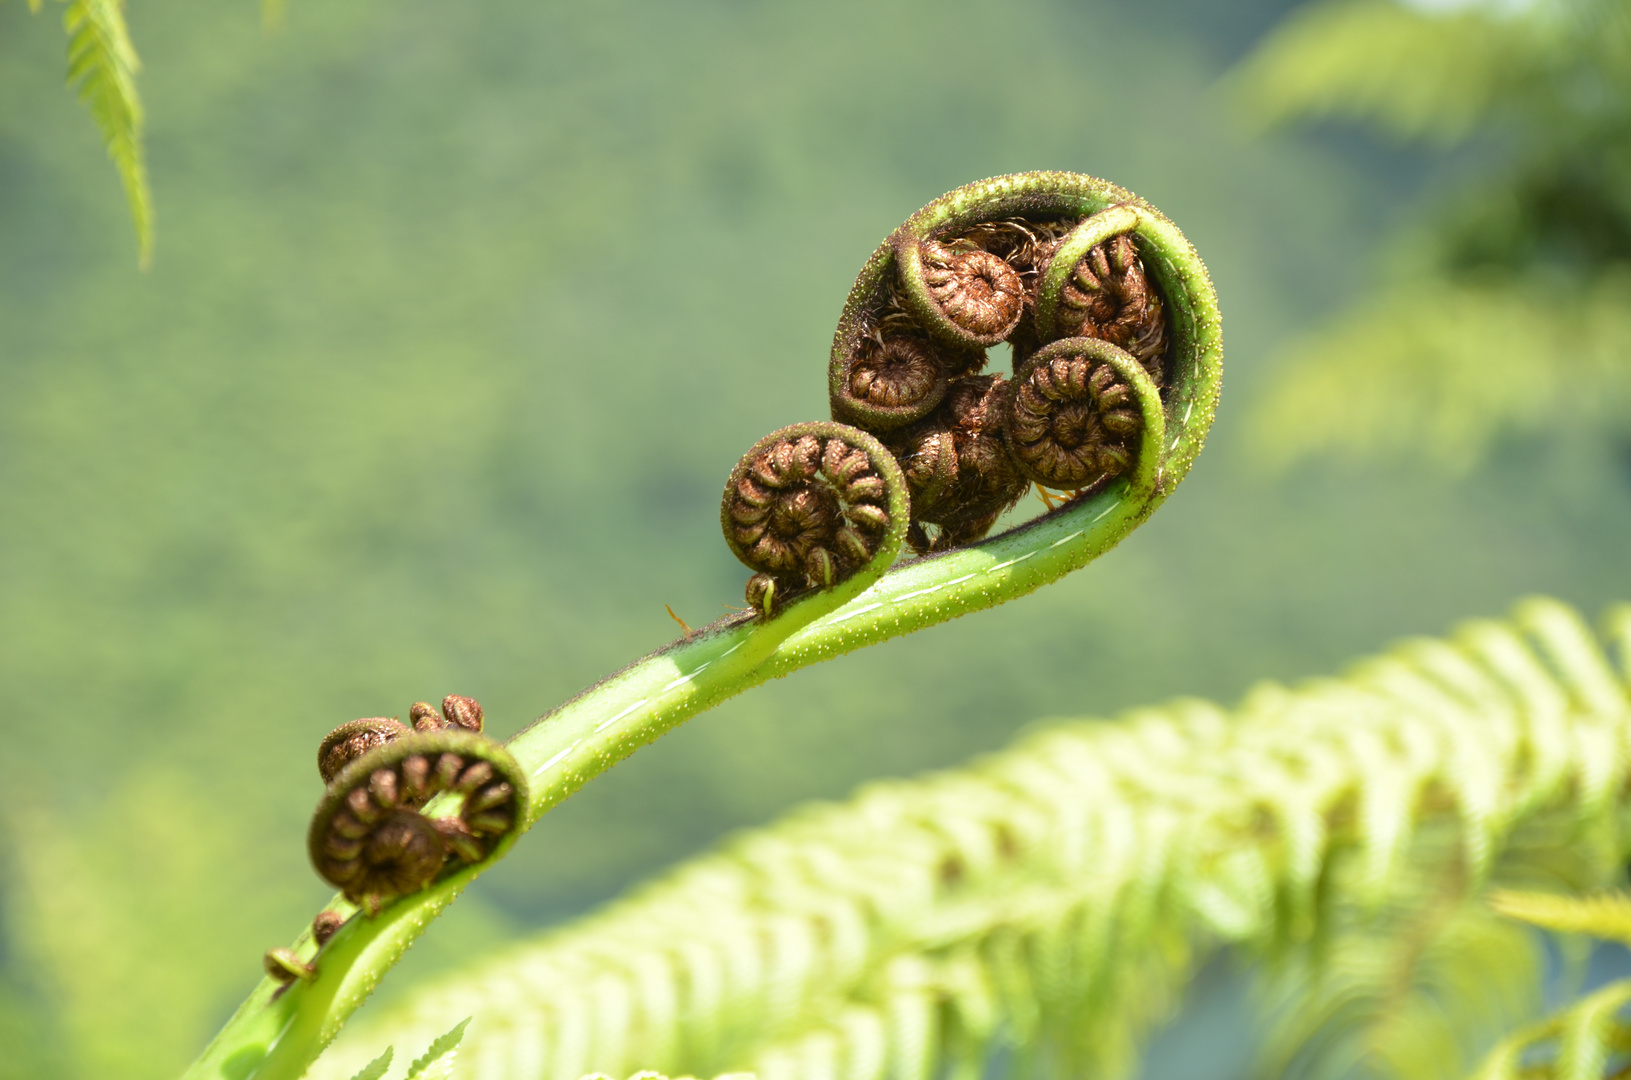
xmin=721 ymin=421 xmax=908 ymax=617
xmin=180 ymin=171 xmax=1220 ymax=1080
xmin=1002 ymin=338 xmax=1154 ymax=492
xmin=308 ymin=728 xmax=527 ymax=915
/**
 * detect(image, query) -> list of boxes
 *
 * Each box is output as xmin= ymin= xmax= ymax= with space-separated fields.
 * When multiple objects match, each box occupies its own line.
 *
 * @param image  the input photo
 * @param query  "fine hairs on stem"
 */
xmin=179 ymin=171 xmax=1222 ymax=1080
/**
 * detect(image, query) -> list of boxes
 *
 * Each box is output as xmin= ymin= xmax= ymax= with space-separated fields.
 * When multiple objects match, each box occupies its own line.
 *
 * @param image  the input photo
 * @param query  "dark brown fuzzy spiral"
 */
xmin=1003 ymin=338 xmax=1145 ymax=491
xmin=722 ymin=422 xmax=901 ymax=616
xmin=1054 ymin=234 xmax=1168 ymax=382
xmin=308 ymin=729 xmax=527 ymax=915
xmin=317 ymin=717 xmax=411 ymax=786
xmin=917 ymin=240 xmax=1026 ymax=345
xmin=889 ymin=374 xmax=1030 ymax=553
xmin=834 ymin=333 xmax=949 ymax=430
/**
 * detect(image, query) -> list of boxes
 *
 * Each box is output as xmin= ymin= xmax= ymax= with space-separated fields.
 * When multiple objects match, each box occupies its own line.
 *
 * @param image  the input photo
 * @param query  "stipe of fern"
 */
xmin=311 ymin=597 xmax=1631 ymax=1080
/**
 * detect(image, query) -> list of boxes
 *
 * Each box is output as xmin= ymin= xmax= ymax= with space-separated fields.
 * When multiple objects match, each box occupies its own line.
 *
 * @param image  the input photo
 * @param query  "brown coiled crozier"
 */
xmin=1054 ymin=234 xmax=1168 ymax=383
xmin=722 ymin=426 xmax=895 ymax=615
xmin=816 ymin=193 xmax=1175 ymax=559
xmin=308 ymin=728 xmax=525 ymax=915
xmin=1004 ymin=341 xmax=1144 ymax=491
xmin=889 ymin=375 xmax=1030 ymax=553
xmin=919 ymin=240 xmax=1026 ymax=344
xmin=841 ymin=334 xmax=948 ymax=428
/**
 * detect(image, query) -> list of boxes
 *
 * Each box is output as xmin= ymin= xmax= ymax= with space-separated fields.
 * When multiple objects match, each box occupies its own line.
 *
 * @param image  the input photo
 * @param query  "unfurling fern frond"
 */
xmin=62 ymin=0 xmax=152 ymax=266
xmin=309 ymin=597 xmax=1631 ymax=1080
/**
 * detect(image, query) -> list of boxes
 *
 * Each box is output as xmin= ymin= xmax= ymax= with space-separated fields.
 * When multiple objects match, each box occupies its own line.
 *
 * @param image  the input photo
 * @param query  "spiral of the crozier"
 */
xmin=722 ymin=425 xmax=897 ymax=615
xmin=723 ymin=176 xmax=1184 ymax=613
xmin=304 ymin=702 xmax=525 ymax=930
xmin=1004 ymin=339 xmax=1143 ymax=490
xmin=839 ymin=193 xmax=1171 ymax=552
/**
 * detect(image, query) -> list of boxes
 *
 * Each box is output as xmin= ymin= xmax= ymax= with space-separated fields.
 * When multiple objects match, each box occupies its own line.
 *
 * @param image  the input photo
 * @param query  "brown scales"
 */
xmin=1006 ymin=352 xmax=1141 ymax=490
xmin=724 ymin=432 xmax=893 ymax=612
xmin=1056 ymin=234 xmax=1168 ymax=384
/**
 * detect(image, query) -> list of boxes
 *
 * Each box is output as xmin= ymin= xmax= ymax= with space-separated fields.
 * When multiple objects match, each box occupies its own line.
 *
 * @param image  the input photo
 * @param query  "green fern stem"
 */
xmin=178 ymin=172 xmax=1222 ymax=1080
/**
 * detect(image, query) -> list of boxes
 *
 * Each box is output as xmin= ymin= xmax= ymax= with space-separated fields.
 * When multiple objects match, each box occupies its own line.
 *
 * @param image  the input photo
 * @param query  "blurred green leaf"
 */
xmin=62 ymin=0 xmax=151 ymax=266
xmin=1230 ymin=0 xmax=1544 ymax=143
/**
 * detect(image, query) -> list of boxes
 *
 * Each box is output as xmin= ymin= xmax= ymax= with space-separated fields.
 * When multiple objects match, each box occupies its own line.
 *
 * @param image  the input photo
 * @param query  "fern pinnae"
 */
xmin=62 ymin=0 xmax=152 ymax=266
xmin=405 ymin=1018 xmax=471 ymax=1080
xmin=347 ymin=1047 xmax=392 ymax=1080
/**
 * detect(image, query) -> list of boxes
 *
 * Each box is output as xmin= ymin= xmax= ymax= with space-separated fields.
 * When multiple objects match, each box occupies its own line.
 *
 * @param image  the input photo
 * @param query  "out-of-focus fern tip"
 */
xmin=62 ymin=0 xmax=153 ymax=268
xmin=313 ymin=595 xmax=1631 ymax=1080
xmin=1489 ymin=889 xmax=1631 ymax=948
xmin=1465 ymin=976 xmax=1631 ymax=1080
xmin=1231 ymin=0 xmax=1631 ymax=473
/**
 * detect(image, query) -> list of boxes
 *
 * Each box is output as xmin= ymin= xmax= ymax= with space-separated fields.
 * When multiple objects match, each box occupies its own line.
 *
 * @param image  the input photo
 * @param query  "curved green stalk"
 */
xmin=179 ymin=172 xmax=1222 ymax=1080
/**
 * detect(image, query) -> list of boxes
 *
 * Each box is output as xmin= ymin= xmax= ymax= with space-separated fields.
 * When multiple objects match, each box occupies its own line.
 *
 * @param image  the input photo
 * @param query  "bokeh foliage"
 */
xmin=0 ymin=2 xmax=1627 ymax=1080
xmin=1236 ymin=0 xmax=1631 ymax=470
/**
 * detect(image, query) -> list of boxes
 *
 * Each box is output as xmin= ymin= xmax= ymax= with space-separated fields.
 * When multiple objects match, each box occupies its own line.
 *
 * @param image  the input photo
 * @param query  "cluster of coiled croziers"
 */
xmin=265 ymin=695 xmax=527 ymax=985
xmin=721 ymin=174 xmax=1179 ymax=616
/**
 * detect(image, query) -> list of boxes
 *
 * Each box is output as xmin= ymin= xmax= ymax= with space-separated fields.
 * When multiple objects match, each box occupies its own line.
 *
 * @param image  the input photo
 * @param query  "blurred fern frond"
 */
xmin=1462 ymin=884 xmax=1631 ymax=1080
xmin=1250 ymin=273 xmax=1631 ymax=471
xmin=1229 ymin=0 xmax=1547 ymax=143
xmin=1488 ymin=888 xmax=1631 ymax=944
xmin=310 ymin=597 xmax=1631 ymax=1080
xmin=1236 ymin=0 xmax=1631 ymax=470
xmin=7 ymin=0 xmax=153 ymax=263
xmin=62 ymin=0 xmax=151 ymax=267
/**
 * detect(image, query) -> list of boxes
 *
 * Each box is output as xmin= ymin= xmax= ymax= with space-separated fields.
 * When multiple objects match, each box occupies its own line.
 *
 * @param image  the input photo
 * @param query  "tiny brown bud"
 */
xmin=264 ymin=947 xmax=316 ymax=984
xmin=440 ymin=694 xmax=484 ymax=733
xmin=311 ymin=910 xmax=346 ymax=947
xmin=408 ymin=701 xmax=441 ymax=732
xmin=318 ymin=717 xmax=413 ymax=785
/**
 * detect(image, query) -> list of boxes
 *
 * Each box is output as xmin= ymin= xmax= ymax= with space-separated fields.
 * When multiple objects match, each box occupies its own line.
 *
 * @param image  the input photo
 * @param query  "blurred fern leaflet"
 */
xmin=1466 ymin=888 xmax=1631 ymax=1080
xmin=1233 ymin=0 xmax=1631 ymax=470
xmin=9 ymin=0 xmax=153 ymax=265
xmin=309 ymin=597 xmax=1631 ymax=1080
xmin=63 ymin=0 xmax=150 ymax=266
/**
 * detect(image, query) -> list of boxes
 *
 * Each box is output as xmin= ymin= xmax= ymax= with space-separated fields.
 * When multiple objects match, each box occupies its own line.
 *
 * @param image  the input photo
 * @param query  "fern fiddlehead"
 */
xmin=721 ymin=422 xmax=908 ymax=618
xmin=179 ymin=171 xmax=1221 ymax=1080
xmin=307 ymin=728 xmax=528 ymax=917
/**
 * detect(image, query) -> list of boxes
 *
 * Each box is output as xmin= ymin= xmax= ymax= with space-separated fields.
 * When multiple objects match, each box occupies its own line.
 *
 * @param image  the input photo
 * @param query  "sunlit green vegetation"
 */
xmin=0 ymin=1 xmax=1626 ymax=1078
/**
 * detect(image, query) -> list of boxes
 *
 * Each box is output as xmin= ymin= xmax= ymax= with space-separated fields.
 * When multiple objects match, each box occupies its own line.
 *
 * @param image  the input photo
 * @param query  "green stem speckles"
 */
xmin=178 ymin=171 xmax=1221 ymax=1080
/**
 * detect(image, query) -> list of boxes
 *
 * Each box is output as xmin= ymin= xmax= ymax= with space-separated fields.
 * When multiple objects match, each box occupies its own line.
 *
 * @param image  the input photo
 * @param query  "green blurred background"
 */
xmin=1 ymin=1 xmax=1626 ymax=1077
